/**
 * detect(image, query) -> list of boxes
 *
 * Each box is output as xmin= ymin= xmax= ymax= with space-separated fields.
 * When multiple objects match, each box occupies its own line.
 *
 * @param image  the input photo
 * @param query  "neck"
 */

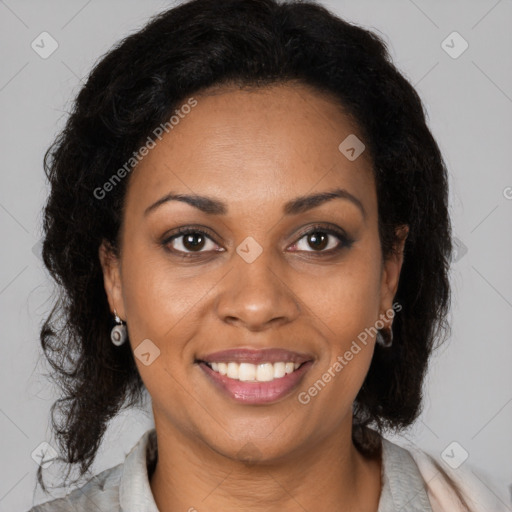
xmin=149 ymin=417 xmax=382 ymax=512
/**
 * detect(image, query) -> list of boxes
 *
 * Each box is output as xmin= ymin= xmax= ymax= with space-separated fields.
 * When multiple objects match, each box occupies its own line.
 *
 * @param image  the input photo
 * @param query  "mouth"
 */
xmin=195 ymin=348 xmax=314 ymax=404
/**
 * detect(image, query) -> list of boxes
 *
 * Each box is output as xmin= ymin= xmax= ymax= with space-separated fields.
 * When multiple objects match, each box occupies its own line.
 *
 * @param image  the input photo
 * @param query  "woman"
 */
xmin=28 ymin=0 xmax=507 ymax=510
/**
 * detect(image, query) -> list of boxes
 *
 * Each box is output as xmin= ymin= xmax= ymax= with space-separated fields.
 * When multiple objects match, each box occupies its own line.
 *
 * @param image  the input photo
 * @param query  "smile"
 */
xmin=205 ymin=361 xmax=302 ymax=382
xmin=196 ymin=348 xmax=314 ymax=404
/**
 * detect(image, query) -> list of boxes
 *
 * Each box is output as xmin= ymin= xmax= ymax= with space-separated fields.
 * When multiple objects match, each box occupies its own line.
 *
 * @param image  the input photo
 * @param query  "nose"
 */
xmin=214 ymin=249 xmax=301 ymax=332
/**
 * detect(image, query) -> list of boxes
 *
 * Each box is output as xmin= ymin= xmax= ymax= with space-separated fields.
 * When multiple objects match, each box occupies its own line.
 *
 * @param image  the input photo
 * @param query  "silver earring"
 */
xmin=111 ymin=309 xmax=127 ymax=346
xmin=376 ymin=326 xmax=393 ymax=348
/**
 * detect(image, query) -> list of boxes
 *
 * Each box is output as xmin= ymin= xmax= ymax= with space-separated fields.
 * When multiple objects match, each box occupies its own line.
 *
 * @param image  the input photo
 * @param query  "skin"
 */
xmin=99 ymin=82 xmax=408 ymax=512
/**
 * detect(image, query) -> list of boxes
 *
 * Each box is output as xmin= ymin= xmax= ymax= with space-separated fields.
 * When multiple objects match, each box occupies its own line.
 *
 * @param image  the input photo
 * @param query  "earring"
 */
xmin=376 ymin=326 xmax=393 ymax=348
xmin=111 ymin=309 xmax=127 ymax=346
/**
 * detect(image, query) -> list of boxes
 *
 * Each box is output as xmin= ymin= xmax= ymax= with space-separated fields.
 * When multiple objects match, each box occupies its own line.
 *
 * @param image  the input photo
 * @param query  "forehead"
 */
xmin=125 ymin=83 xmax=376 ymax=218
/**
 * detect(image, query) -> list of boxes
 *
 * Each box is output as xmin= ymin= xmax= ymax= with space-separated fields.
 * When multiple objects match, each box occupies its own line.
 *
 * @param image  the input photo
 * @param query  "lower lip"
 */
xmin=198 ymin=361 xmax=313 ymax=404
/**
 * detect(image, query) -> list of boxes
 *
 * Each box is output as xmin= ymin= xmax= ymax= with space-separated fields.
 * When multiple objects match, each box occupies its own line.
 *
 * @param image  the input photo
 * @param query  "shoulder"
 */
xmin=399 ymin=441 xmax=510 ymax=512
xmin=27 ymin=463 xmax=123 ymax=512
xmin=27 ymin=428 xmax=158 ymax=512
xmin=378 ymin=436 xmax=434 ymax=511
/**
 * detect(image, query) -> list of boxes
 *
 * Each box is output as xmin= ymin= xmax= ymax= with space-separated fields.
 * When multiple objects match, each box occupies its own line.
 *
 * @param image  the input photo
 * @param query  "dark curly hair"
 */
xmin=38 ymin=0 xmax=452 ymax=492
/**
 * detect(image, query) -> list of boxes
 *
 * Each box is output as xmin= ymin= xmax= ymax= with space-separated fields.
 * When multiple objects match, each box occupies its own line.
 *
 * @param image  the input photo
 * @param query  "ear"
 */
xmin=98 ymin=240 xmax=126 ymax=320
xmin=379 ymin=225 xmax=409 ymax=322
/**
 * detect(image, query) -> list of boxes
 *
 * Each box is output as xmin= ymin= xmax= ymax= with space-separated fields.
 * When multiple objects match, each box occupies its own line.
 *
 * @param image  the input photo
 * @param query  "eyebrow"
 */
xmin=144 ymin=187 xmax=366 ymax=219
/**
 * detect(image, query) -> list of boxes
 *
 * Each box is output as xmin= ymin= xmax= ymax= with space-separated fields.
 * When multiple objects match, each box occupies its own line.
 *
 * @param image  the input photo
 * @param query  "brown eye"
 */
xmin=291 ymin=227 xmax=351 ymax=253
xmin=163 ymin=229 xmax=220 ymax=255
xmin=181 ymin=232 xmax=206 ymax=251
xmin=306 ymin=232 xmax=329 ymax=251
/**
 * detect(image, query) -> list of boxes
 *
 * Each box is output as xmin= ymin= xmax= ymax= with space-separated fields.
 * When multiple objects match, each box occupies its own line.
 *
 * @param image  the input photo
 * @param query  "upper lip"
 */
xmin=197 ymin=348 xmax=314 ymax=365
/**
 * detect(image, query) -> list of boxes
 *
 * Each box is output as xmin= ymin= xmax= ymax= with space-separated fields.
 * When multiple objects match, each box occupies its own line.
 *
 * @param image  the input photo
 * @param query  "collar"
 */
xmin=377 ymin=436 xmax=433 ymax=511
xmin=119 ymin=428 xmax=159 ymax=512
xmin=117 ymin=428 xmax=432 ymax=512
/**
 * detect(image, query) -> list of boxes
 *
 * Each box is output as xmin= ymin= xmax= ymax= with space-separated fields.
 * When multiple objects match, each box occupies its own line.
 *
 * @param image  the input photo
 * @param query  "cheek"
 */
xmin=303 ymin=252 xmax=382 ymax=346
xmin=295 ymin=245 xmax=382 ymax=408
xmin=118 ymin=248 xmax=212 ymax=422
xmin=119 ymin=239 xmax=223 ymax=371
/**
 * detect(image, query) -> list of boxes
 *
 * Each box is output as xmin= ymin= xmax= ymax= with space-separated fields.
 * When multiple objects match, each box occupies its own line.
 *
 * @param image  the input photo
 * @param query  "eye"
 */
xmin=162 ymin=228 xmax=222 ymax=256
xmin=162 ymin=224 xmax=353 ymax=258
xmin=289 ymin=224 xmax=353 ymax=254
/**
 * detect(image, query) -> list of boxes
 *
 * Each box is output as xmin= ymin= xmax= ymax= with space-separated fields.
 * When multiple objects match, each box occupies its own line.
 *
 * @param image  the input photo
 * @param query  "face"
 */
xmin=100 ymin=83 xmax=406 ymax=462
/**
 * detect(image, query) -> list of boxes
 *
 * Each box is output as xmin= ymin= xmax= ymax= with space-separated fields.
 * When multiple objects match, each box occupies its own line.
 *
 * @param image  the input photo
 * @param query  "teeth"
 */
xmin=256 ymin=363 xmax=274 ymax=382
xmin=206 ymin=361 xmax=301 ymax=382
xmin=227 ymin=362 xmax=238 ymax=379
xmin=240 ymin=362 xmax=256 ymax=381
xmin=274 ymin=362 xmax=286 ymax=378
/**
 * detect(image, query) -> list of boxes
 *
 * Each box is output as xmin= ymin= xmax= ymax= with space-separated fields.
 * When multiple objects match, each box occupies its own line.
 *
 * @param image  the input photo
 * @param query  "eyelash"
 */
xmin=161 ymin=224 xmax=354 ymax=259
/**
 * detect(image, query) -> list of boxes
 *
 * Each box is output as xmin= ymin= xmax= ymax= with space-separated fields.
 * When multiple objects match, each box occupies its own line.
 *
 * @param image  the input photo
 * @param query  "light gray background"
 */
xmin=1 ymin=0 xmax=511 ymax=510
